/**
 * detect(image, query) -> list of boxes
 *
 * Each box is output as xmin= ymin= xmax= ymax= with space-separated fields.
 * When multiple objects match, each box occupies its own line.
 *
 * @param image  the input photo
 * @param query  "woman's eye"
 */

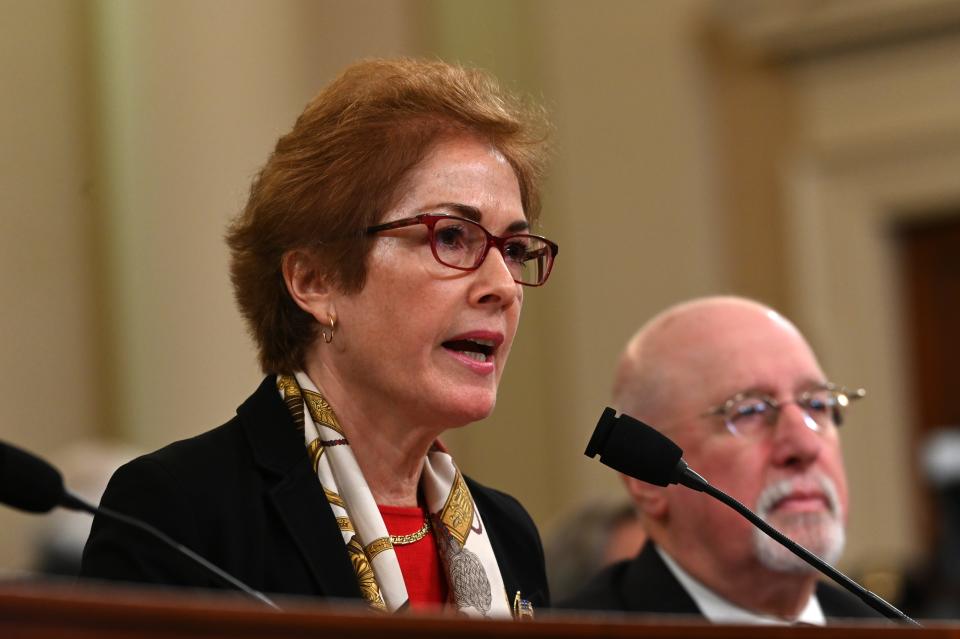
xmin=435 ymin=226 xmax=467 ymax=248
xmin=503 ymin=239 xmax=530 ymax=262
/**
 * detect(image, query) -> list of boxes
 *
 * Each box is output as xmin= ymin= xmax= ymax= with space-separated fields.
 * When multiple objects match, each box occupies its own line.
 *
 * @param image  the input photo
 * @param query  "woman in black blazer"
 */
xmin=81 ymin=58 xmax=557 ymax=617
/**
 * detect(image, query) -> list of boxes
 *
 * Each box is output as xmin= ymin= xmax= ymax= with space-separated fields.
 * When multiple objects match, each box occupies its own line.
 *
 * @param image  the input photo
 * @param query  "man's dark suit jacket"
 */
xmin=80 ymin=375 xmax=549 ymax=608
xmin=558 ymin=543 xmax=880 ymax=622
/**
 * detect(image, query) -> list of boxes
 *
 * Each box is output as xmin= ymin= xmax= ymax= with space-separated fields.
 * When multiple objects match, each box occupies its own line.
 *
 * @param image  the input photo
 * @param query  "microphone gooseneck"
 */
xmin=0 ymin=441 xmax=280 ymax=610
xmin=585 ymin=408 xmax=920 ymax=627
xmin=90 ymin=501 xmax=280 ymax=610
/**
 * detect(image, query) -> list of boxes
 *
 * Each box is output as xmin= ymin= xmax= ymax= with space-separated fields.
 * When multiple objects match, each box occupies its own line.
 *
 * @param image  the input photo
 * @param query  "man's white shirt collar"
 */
xmin=656 ymin=546 xmax=826 ymax=626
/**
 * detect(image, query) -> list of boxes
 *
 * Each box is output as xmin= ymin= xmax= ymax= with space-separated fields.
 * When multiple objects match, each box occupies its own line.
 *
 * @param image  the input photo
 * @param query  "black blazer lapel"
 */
xmin=485 ymin=517 xmax=523 ymax=608
xmin=239 ymin=375 xmax=361 ymax=600
xmin=466 ymin=476 xmax=549 ymax=608
xmin=816 ymin=581 xmax=885 ymax=620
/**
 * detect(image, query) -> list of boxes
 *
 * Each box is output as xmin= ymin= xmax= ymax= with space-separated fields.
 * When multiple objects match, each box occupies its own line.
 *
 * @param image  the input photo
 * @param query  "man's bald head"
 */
xmin=612 ymin=296 xmax=817 ymax=430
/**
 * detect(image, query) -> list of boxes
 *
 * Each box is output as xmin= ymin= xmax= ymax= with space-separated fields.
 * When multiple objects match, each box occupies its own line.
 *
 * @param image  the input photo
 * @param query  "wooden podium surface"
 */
xmin=0 ymin=581 xmax=951 ymax=639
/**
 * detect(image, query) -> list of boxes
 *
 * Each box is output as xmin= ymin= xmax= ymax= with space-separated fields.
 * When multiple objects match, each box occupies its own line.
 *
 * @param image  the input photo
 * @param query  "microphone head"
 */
xmin=0 ymin=441 xmax=67 ymax=513
xmin=585 ymin=408 xmax=684 ymax=487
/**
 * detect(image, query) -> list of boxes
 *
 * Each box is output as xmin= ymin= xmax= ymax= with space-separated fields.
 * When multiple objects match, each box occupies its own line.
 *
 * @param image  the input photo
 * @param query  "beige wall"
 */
xmin=1 ymin=0 xmax=948 ymax=589
xmin=784 ymin=33 xmax=960 ymax=570
xmin=1 ymin=0 xmax=102 ymax=574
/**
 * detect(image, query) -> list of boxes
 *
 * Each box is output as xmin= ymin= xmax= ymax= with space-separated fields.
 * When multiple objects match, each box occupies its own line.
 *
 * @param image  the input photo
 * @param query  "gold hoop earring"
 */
xmin=322 ymin=313 xmax=337 ymax=344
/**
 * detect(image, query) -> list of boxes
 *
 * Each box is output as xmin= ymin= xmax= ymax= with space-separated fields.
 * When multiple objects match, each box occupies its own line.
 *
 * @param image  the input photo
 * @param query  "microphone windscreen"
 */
xmin=585 ymin=408 xmax=683 ymax=487
xmin=0 ymin=441 xmax=66 ymax=513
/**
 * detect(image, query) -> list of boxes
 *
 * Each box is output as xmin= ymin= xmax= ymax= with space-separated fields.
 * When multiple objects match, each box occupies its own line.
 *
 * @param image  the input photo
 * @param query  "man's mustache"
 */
xmin=754 ymin=471 xmax=842 ymax=520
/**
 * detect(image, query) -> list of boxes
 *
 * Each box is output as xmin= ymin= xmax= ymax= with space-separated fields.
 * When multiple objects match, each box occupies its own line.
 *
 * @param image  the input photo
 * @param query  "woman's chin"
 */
xmin=433 ymin=390 xmax=497 ymax=429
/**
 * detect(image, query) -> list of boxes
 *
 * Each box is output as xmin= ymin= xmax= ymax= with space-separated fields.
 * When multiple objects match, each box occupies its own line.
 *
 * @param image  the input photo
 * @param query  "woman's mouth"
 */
xmin=441 ymin=332 xmax=504 ymax=374
xmin=442 ymin=338 xmax=496 ymax=362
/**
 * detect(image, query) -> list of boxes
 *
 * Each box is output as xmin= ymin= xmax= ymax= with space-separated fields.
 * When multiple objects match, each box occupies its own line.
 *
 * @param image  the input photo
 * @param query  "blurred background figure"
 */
xmin=897 ymin=428 xmax=960 ymax=618
xmin=544 ymin=499 xmax=646 ymax=602
xmin=28 ymin=440 xmax=140 ymax=577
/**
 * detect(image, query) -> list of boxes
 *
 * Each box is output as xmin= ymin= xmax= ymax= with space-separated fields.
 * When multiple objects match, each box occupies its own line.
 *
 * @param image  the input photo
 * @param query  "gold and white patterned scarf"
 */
xmin=277 ymin=372 xmax=512 ymax=617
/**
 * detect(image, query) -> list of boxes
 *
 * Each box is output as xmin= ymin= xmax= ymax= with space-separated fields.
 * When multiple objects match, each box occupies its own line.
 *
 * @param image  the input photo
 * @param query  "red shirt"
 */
xmin=378 ymin=504 xmax=448 ymax=609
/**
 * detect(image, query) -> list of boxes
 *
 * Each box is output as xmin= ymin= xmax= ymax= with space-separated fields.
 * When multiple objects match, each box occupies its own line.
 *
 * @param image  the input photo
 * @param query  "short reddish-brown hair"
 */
xmin=227 ymin=58 xmax=551 ymax=374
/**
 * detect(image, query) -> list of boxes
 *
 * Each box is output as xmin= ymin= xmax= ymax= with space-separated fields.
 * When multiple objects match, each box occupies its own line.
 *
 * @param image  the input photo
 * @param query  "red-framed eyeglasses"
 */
xmin=366 ymin=213 xmax=559 ymax=287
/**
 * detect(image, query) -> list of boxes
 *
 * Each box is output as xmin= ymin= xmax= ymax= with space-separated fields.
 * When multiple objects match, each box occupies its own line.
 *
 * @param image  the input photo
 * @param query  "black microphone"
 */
xmin=585 ymin=408 xmax=920 ymax=626
xmin=586 ymin=407 xmax=708 ymax=490
xmin=0 ymin=441 xmax=279 ymax=610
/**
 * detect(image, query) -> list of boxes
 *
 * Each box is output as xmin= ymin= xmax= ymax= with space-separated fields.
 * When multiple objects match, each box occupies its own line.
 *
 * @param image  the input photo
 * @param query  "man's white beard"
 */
xmin=752 ymin=472 xmax=845 ymax=573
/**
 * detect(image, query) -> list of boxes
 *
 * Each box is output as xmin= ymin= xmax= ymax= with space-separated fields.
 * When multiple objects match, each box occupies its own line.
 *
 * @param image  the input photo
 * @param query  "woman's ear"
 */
xmin=621 ymin=474 xmax=668 ymax=520
xmin=282 ymin=249 xmax=334 ymax=321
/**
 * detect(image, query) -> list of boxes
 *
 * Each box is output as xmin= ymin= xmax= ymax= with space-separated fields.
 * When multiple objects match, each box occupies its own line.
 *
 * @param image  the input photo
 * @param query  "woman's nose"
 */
xmin=470 ymin=246 xmax=520 ymax=307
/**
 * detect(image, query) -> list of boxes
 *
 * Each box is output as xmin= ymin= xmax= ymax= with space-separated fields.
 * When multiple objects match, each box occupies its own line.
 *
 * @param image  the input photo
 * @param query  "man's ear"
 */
xmin=282 ymin=249 xmax=335 ymax=321
xmin=621 ymin=473 xmax=668 ymax=520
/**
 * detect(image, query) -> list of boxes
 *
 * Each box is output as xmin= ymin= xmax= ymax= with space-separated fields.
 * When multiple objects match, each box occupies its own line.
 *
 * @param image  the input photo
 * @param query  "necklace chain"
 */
xmin=389 ymin=518 xmax=431 ymax=545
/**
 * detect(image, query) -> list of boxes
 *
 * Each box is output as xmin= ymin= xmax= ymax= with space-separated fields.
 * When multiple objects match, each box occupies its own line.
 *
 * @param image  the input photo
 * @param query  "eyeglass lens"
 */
xmin=723 ymin=387 xmax=847 ymax=438
xmin=431 ymin=216 xmax=552 ymax=286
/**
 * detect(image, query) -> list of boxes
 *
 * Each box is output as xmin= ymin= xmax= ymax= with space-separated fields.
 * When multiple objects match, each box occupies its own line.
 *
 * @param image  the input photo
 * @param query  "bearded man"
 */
xmin=561 ymin=296 xmax=878 ymax=624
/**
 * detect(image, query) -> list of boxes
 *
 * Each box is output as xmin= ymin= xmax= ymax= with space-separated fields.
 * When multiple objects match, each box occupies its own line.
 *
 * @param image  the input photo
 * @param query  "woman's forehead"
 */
xmin=386 ymin=138 xmax=524 ymax=225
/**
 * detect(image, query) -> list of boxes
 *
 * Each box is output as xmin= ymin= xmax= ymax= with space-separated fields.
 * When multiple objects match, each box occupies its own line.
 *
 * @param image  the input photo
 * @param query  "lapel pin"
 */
xmin=512 ymin=591 xmax=534 ymax=620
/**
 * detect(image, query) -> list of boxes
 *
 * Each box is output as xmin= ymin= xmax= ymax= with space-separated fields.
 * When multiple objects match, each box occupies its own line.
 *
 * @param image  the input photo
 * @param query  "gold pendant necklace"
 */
xmin=389 ymin=518 xmax=431 ymax=545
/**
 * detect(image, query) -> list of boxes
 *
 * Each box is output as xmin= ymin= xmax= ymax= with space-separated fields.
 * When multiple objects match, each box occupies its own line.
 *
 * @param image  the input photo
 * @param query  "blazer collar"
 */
xmin=622 ymin=542 xmax=701 ymax=615
xmin=493 ymin=541 xmax=521 ymax=607
xmin=238 ymin=375 xmax=308 ymax=474
xmin=237 ymin=375 xmax=361 ymax=600
xmin=629 ymin=544 xmax=865 ymax=622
